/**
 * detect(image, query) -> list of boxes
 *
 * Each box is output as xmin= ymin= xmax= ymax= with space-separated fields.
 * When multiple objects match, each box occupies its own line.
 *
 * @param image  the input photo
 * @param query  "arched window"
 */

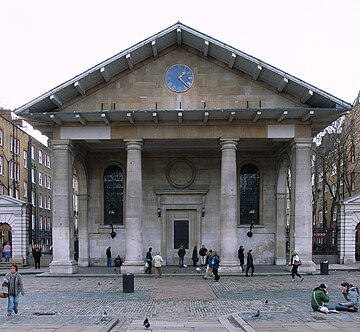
xmin=104 ymin=165 xmax=124 ymax=225
xmin=240 ymin=164 xmax=260 ymax=225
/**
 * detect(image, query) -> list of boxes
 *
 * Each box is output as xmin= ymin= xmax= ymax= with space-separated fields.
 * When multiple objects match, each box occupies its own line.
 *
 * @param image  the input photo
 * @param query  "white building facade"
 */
xmin=15 ymin=23 xmax=350 ymax=274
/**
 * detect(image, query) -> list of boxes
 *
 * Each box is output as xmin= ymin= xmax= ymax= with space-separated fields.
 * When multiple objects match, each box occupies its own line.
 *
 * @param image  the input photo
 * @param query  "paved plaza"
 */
xmin=0 ymin=265 xmax=360 ymax=331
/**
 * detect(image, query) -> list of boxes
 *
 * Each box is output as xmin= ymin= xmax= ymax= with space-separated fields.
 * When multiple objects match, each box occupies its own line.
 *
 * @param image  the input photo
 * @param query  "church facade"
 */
xmin=15 ymin=23 xmax=350 ymax=273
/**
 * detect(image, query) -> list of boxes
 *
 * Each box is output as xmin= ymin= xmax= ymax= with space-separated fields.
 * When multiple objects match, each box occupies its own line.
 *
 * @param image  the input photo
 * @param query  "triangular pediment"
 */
xmin=13 ymin=22 xmax=351 ymax=138
xmin=343 ymin=192 xmax=360 ymax=205
xmin=0 ymin=195 xmax=27 ymax=207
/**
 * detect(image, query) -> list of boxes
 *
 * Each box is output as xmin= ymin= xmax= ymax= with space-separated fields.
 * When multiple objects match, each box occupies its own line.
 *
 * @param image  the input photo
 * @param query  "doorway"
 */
xmin=165 ymin=209 xmax=198 ymax=265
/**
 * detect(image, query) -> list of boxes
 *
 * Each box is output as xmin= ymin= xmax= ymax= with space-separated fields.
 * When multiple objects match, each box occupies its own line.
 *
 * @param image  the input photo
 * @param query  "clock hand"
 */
xmin=178 ymin=76 xmax=189 ymax=87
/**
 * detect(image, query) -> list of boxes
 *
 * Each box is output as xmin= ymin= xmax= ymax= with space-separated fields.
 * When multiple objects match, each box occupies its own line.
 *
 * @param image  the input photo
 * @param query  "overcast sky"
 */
xmin=1 ymin=0 xmax=359 ymax=141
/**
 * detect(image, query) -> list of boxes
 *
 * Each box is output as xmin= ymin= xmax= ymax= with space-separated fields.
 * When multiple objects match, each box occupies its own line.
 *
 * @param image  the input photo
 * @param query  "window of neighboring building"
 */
xmin=39 ymin=193 xmax=43 ymax=208
xmin=44 ymin=195 xmax=47 ymax=209
xmin=31 ymin=214 xmax=35 ymax=230
xmin=9 ymin=161 xmax=20 ymax=181
xmin=239 ymin=164 xmax=260 ymax=225
xmin=31 ymin=168 xmax=36 ymax=183
xmin=0 ymin=155 xmax=3 ymax=175
xmin=46 ymin=154 xmax=51 ymax=168
xmin=31 ymin=145 xmax=35 ymax=160
xmin=0 ymin=129 xmax=3 ymax=146
xmin=39 ymin=215 xmax=43 ymax=230
xmin=47 ymin=176 xmax=51 ymax=189
xmin=39 ymin=172 xmax=43 ymax=186
xmin=324 ymin=201 xmax=328 ymax=213
xmin=47 ymin=195 xmax=51 ymax=210
xmin=39 ymin=150 xmax=43 ymax=164
xmin=103 ymin=165 xmax=124 ymax=225
xmin=10 ymin=135 xmax=20 ymax=155
xmin=23 ymin=150 xmax=27 ymax=168
xmin=31 ymin=190 xmax=36 ymax=206
xmin=23 ymin=181 xmax=27 ymax=198
xmin=318 ymin=211 xmax=323 ymax=225
xmin=332 ymin=207 xmax=337 ymax=221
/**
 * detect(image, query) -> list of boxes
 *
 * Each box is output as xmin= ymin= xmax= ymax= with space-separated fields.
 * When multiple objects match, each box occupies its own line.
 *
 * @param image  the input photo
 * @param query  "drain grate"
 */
xmin=33 ymin=312 xmax=59 ymax=316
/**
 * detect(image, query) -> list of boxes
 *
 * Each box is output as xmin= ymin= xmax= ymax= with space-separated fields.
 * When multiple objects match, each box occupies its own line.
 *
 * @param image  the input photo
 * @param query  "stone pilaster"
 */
xmin=122 ymin=139 xmax=144 ymax=274
xmin=289 ymin=138 xmax=316 ymax=272
xmin=219 ymin=139 xmax=241 ymax=272
xmin=49 ymin=140 xmax=78 ymax=274
xmin=275 ymin=192 xmax=287 ymax=265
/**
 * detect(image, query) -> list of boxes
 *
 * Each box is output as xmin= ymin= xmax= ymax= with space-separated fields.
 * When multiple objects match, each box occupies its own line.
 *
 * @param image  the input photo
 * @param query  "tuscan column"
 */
xmin=289 ymin=138 xmax=316 ymax=272
xmin=220 ymin=139 xmax=240 ymax=272
xmin=49 ymin=139 xmax=78 ymax=274
xmin=122 ymin=139 xmax=144 ymax=274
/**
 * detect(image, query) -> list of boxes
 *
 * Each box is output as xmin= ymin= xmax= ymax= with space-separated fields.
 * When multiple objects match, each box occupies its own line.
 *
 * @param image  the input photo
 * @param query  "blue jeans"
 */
xmin=107 ymin=258 xmax=112 ymax=267
xmin=179 ymin=256 xmax=184 ymax=267
xmin=7 ymin=293 xmax=19 ymax=314
xmin=335 ymin=304 xmax=358 ymax=311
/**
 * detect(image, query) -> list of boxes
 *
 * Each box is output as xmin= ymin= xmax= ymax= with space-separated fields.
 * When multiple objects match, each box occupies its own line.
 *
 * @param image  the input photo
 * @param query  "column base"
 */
xmin=121 ymin=264 xmax=145 ymax=274
xmin=286 ymin=260 xmax=316 ymax=273
xmin=219 ymin=264 xmax=242 ymax=273
xmin=275 ymin=258 xmax=287 ymax=266
xmin=49 ymin=260 xmax=79 ymax=274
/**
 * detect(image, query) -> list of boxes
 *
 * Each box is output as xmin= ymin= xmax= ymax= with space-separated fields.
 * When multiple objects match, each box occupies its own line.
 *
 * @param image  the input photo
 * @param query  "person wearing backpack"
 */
xmin=211 ymin=251 xmax=221 ymax=282
xmin=335 ymin=282 xmax=360 ymax=312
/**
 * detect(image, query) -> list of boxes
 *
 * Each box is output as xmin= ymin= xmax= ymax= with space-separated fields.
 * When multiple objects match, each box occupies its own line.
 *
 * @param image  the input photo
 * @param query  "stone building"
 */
xmin=0 ymin=109 xmax=52 ymax=264
xmin=14 ymin=23 xmax=351 ymax=273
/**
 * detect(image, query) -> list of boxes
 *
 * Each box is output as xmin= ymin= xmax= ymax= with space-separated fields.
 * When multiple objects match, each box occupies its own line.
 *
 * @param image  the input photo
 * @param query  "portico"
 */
xmin=14 ymin=23 xmax=350 ymax=273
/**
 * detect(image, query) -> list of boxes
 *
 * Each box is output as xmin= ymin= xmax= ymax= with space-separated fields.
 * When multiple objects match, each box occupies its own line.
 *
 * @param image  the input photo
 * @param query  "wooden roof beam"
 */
xmin=126 ymin=53 xmax=134 ymax=69
xmin=253 ymin=111 xmax=261 ymax=122
xmin=74 ymin=81 xmax=85 ymax=96
xmin=252 ymin=65 xmax=262 ymax=80
xmin=151 ymin=40 xmax=158 ymax=57
xmin=101 ymin=113 xmax=110 ymax=125
xmin=100 ymin=67 xmax=110 ymax=82
xmin=302 ymin=110 xmax=315 ymax=122
xmin=75 ymin=113 xmax=87 ymax=125
xmin=49 ymin=94 xmax=62 ymax=108
xmin=127 ymin=112 xmax=134 ymax=124
xmin=203 ymin=40 xmax=209 ymax=56
xmin=49 ymin=114 xmax=62 ymax=125
xmin=277 ymin=110 xmax=288 ymax=122
xmin=228 ymin=53 xmax=236 ymax=69
xmin=301 ymin=90 xmax=314 ymax=104
xmin=277 ymin=77 xmax=288 ymax=92
xmin=177 ymin=28 xmax=182 ymax=45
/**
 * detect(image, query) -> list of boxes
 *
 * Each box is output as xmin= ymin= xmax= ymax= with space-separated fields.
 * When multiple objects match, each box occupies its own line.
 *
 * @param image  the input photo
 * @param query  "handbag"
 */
xmin=294 ymin=260 xmax=302 ymax=266
xmin=1 ymin=280 xmax=9 ymax=298
xmin=144 ymin=262 xmax=149 ymax=268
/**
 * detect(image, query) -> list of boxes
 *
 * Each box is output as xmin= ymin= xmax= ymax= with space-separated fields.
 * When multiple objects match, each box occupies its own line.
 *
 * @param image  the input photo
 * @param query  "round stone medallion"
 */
xmin=166 ymin=159 xmax=195 ymax=189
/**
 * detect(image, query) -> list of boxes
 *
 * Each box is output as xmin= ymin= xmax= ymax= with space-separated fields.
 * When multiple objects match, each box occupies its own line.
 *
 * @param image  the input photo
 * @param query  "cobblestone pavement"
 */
xmin=0 ymin=269 xmax=360 ymax=331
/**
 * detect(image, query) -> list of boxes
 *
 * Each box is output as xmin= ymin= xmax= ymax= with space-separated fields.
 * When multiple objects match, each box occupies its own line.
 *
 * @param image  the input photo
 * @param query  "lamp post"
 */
xmin=247 ymin=208 xmax=256 ymax=238
xmin=108 ymin=210 xmax=116 ymax=239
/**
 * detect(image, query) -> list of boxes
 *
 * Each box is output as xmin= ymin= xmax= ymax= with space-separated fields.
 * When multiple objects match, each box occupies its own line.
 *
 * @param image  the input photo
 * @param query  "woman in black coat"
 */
xmin=237 ymin=245 xmax=245 ymax=271
xmin=192 ymin=245 xmax=199 ymax=266
xmin=246 ymin=249 xmax=254 ymax=277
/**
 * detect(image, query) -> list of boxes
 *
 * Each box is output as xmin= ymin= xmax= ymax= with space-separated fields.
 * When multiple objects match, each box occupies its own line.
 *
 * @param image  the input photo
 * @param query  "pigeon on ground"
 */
xmin=265 ymin=300 xmax=268 ymax=304
xmin=101 ymin=311 xmax=107 ymax=321
xmin=98 ymin=282 xmax=101 ymax=285
xmin=143 ymin=317 xmax=150 ymax=329
xmin=251 ymin=310 xmax=260 ymax=318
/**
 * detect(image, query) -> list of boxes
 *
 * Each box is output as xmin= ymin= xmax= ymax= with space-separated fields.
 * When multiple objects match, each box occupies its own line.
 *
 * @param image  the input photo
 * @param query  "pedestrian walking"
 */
xmin=192 ymin=245 xmax=199 ymax=266
xmin=245 ymin=249 xmax=254 ymax=277
xmin=288 ymin=251 xmax=303 ymax=282
xmin=153 ymin=252 xmax=164 ymax=278
xmin=178 ymin=245 xmax=186 ymax=267
xmin=145 ymin=247 xmax=153 ymax=274
xmin=335 ymin=282 xmax=359 ymax=312
xmin=238 ymin=245 xmax=245 ymax=271
xmin=202 ymin=250 xmax=213 ymax=280
xmin=4 ymin=264 xmax=24 ymax=316
xmin=199 ymin=244 xmax=207 ymax=266
xmin=3 ymin=242 xmax=11 ymax=262
xmin=211 ymin=251 xmax=221 ymax=282
xmin=106 ymin=246 xmax=112 ymax=267
xmin=32 ymin=245 xmax=42 ymax=269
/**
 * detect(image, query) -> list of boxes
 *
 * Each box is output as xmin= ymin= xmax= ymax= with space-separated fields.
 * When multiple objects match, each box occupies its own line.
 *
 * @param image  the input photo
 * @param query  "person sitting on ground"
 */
xmin=335 ymin=282 xmax=359 ymax=312
xmin=311 ymin=283 xmax=338 ymax=314
xmin=114 ymin=255 xmax=123 ymax=267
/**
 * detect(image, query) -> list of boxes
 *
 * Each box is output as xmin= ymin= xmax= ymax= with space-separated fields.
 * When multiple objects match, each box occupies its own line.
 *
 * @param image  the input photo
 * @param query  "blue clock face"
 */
xmin=165 ymin=64 xmax=194 ymax=93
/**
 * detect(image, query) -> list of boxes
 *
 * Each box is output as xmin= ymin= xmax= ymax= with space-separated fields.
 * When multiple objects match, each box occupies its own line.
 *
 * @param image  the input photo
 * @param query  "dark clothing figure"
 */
xmin=199 ymin=245 xmax=207 ymax=266
xmin=114 ymin=255 xmax=123 ymax=267
xmin=178 ymin=245 xmax=186 ymax=267
xmin=192 ymin=246 xmax=199 ymax=266
xmin=32 ymin=247 xmax=42 ymax=269
xmin=211 ymin=252 xmax=221 ymax=282
xmin=145 ymin=248 xmax=153 ymax=274
xmin=106 ymin=246 xmax=112 ymax=267
xmin=238 ymin=246 xmax=245 ymax=271
xmin=246 ymin=250 xmax=254 ymax=277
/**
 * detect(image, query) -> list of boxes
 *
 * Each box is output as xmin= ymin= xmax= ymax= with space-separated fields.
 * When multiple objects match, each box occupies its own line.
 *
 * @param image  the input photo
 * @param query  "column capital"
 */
xmin=50 ymin=139 xmax=74 ymax=151
xmin=291 ymin=138 xmax=312 ymax=150
xmin=124 ymin=139 xmax=143 ymax=150
xmin=219 ymin=138 xmax=239 ymax=150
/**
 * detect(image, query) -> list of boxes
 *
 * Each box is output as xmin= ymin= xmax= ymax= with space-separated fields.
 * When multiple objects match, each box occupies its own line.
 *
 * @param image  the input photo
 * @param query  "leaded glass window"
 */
xmin=240 ymin=164 xmax=260 ymax=225
xmin=104 ymin=165 xmax=124 ymax=225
